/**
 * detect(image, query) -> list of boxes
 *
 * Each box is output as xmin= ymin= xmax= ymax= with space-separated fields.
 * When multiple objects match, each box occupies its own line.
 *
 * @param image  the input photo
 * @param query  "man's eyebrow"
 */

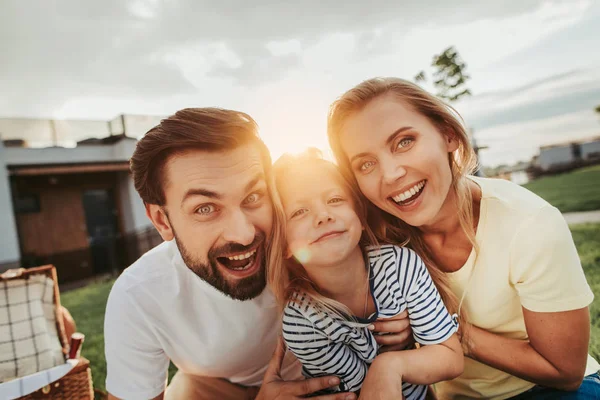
xmin=182 ymin=188 xmax=221 ymax=205
xmin=245 ymin=173 xmax=266 ymax=193
xmin=348 ymin=126 xmax=413 ymax=163
xmin=181 ymin=172 xmax=266 ymax=206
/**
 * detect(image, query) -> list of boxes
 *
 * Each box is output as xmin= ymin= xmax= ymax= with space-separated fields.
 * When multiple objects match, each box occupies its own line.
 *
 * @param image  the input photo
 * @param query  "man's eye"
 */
xmin=196 ymin=204 xmax=216 ymax=215
xmin=244 ymin=192 xmax=261 ymax=204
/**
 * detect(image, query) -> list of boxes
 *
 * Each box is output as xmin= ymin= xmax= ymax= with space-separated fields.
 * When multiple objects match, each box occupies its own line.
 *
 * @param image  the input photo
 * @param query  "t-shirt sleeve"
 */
xmin=282 ymin=304 xmax=368 ymax=393
xmin=509 ymin=205 xmax=594 ymax=312
xmin=398 ymin=248 xmax=458 ymax=345
xmin=104 ymin=280 xmax=169 ymax=400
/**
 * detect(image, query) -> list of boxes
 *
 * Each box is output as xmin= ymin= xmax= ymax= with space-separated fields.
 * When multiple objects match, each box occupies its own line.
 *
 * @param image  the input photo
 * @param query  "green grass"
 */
xmin=524 ymin=165 xmax=600 ymax=213
xmin=571 ymin=223 xmax=600 ymax=361
xmin=62 ymin=223 xmax=600 ymax=394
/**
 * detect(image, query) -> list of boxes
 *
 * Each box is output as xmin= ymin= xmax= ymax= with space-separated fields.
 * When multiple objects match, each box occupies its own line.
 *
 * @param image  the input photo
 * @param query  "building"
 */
xmin=536 ymin=135 xmax=600 ymax=172
xmin=0 ymin=116 xmax=162 ymax=282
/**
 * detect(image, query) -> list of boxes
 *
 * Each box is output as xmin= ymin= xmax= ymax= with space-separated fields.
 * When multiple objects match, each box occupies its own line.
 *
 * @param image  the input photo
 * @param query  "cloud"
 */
xmin=0 ymin=0 xmax=562 ymax=117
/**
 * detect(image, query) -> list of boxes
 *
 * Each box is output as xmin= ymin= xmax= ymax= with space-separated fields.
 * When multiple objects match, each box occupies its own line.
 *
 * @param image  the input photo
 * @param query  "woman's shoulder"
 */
xmin=470 ymin=176 xmax=554 ymax=219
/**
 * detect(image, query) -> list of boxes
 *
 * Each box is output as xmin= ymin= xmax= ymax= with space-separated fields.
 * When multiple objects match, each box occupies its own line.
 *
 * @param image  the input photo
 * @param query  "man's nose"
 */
xmin=222 ymin=210 xmax=256 ymax=246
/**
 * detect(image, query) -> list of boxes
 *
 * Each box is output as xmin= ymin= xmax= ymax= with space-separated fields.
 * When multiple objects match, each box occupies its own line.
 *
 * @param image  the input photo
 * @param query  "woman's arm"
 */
xmin=463 ymin=307 xmax=590 ymax=390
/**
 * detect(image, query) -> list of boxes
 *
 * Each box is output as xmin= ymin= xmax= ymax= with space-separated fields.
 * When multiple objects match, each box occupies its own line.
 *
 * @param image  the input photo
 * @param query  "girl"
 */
xmin=268 ymin=149 xmax=464 ymax=399
xmin=327 ymin=77 xmax=600 ymax=399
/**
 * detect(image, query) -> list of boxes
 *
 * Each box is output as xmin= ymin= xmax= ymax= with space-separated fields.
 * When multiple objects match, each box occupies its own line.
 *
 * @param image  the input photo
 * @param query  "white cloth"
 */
xmin=0 ymin=359 xmax=77 ymax=400
xmin=105 ymin=239 xmax=301 ymax=400
xmin=0 ymin=275 xmax=64 ymax=383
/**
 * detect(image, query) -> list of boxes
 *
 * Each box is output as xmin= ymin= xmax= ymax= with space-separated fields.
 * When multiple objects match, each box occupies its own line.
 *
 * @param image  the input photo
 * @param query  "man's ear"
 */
xmin=145 ymin=203 xmax=174 ymax=241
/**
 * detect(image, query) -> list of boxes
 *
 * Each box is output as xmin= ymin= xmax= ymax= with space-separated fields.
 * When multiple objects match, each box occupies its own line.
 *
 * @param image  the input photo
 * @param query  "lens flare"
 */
xmin=294 ymin=248 xmax=311 ymax=264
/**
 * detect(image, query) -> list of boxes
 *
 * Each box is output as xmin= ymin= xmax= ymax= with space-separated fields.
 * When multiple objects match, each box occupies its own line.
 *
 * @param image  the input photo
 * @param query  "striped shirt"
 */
xmin=282 ymin=245 xmax=458 ymax=398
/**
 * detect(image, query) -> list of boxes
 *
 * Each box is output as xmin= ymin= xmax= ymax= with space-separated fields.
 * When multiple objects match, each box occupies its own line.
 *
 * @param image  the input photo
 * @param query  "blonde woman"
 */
xmin=327 ymin=77 xmax=600 ymax=399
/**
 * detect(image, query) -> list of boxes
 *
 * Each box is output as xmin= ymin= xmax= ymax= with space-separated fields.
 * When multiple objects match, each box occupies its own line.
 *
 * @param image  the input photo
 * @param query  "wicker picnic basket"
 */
xmin=0 ymin=265 xmax=94 ymax=399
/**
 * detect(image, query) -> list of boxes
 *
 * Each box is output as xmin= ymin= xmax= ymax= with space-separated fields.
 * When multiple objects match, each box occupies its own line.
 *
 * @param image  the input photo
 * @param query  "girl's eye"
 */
xmin=359 ymin=160 xmax=376 ymax=171
xmin=291 ymin=208 xmax=308 ymax=218
xmin=197 ymin=204 xmax=216 ymax=215
xmin=328 ymin=197 xmax=343 ymax=204
xmin=397 ymin=137 xmax=414 ymax=149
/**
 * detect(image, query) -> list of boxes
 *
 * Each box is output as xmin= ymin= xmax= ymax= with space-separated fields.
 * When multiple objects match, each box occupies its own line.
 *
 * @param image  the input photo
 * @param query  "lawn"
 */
xmin=62 ymin=223 xmax=600 ymax=395
xmin=523 ymin=165 xmax=600 ymax=213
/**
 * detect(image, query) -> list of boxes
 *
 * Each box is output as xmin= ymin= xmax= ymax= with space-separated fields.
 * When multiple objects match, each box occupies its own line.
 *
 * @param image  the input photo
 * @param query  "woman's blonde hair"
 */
xmin=327 ymin=77 xmax=478 ymax=326
xmin=267 ymin=148 xmax=379 ymax=319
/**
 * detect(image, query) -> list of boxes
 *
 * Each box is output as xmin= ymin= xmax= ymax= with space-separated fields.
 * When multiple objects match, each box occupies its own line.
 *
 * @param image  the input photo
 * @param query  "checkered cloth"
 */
xmin=0 ymin=275 xmax=65 ymax=383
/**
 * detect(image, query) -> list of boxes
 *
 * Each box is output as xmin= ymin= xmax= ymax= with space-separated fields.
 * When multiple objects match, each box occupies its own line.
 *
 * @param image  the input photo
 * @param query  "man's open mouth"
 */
xmin=217 ymin=248 xmax=258 ymax=271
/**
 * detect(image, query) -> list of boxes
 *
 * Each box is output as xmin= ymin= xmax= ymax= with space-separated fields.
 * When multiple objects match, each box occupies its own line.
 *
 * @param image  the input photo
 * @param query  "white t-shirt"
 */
xmin=104 ymin=239 xmax=301 ymax=400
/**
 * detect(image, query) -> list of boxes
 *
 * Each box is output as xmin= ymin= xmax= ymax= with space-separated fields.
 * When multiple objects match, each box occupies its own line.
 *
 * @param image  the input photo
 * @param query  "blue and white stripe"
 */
xmin=282 ymin=245 xmax=458 ymax=398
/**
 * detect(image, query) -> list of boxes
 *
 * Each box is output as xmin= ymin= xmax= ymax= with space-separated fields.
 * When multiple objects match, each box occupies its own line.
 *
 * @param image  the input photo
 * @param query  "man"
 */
xmin=104 ymin=108 xmax=410 ymax=400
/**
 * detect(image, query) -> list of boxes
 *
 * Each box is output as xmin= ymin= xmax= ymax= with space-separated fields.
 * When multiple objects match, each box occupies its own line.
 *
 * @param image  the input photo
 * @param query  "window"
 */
xmin=14 ymin=194 xmax=41 ymax=214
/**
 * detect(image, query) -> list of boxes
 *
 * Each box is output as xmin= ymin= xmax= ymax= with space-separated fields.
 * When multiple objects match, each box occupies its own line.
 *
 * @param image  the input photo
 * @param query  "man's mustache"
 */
xmin=209 ymin=231 xmax=266 ymax=258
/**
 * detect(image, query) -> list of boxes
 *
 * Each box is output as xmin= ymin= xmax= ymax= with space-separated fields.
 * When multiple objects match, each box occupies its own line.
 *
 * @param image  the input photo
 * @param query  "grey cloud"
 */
xmin=0 ymin=0 xmax=561 ymax=116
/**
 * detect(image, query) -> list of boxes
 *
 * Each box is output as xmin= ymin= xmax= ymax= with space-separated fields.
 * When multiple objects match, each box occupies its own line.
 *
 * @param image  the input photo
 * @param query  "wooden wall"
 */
xmin=11 ymin=172 xmax=120 ymax=282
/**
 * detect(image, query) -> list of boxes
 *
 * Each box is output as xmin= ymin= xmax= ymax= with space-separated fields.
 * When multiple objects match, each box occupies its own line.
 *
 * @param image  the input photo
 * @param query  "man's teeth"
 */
xmin=226 ymin=249 xmax=257 ymax=261
xmin=392 ymin=181 xmax=425 ymax=203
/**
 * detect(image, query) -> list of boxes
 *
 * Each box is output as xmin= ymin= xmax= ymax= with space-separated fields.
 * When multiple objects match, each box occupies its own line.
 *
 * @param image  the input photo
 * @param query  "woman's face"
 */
xmin=339 ymin=94 xmax=458 ymax=228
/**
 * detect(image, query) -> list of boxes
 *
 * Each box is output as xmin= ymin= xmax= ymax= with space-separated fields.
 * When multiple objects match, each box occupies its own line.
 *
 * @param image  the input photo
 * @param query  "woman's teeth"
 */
xmin=392 ymin=181 xmax=425 ymax=204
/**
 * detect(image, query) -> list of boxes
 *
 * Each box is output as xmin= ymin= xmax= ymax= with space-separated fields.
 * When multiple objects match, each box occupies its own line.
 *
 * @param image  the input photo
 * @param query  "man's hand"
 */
xmin=255 ymin=338 xmax=356 ymax=400
xmin=368 ymin=310 xmax=414 ymax=353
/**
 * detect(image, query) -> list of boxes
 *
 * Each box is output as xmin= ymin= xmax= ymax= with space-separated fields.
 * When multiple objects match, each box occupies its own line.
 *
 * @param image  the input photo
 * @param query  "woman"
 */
xmin=326 ymin=77 xmax=600 ymax=399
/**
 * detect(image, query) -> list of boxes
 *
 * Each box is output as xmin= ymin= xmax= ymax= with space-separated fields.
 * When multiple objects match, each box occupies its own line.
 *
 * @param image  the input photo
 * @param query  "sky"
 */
xmin=1 ymin=0 xmax=599 ymax=167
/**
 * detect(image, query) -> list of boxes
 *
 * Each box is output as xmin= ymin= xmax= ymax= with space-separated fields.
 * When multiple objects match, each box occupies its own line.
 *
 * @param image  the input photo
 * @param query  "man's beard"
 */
xmin=172 ymin=230 xmax=267 ymax=301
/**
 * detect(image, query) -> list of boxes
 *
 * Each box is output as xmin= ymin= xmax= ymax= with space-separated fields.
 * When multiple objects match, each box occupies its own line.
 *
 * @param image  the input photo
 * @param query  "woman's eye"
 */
xmin=397 ymin=137 xmax=414 ymax=149
xmin=197 ymin=204 xmax=216 ymax=215
xmin=360 ymin=160 xmax=375 ymax=171
xmin=328 ymin=197 xmax=343 ymax=204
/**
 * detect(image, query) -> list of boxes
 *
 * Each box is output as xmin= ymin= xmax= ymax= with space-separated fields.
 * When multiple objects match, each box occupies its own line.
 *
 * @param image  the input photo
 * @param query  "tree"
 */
xmin=595 ymin=104 xmax=600 ymax=115
xmin=414 ymin=70 xmax=427 ymax=83
xmin=431 ymin=46 xmax=472 ymax=102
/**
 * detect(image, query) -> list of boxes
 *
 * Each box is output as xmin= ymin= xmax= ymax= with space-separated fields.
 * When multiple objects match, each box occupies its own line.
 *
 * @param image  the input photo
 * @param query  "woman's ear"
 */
xmin=445 ymin=131 xmax=459 ymax=153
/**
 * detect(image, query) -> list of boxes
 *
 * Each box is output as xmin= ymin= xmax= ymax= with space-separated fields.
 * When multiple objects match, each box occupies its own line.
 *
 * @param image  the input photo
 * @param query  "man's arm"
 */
xmin=256 ymin=338 xmax=356 ymax=400
xmin=104 ymin=280 xmax=170 ymax=399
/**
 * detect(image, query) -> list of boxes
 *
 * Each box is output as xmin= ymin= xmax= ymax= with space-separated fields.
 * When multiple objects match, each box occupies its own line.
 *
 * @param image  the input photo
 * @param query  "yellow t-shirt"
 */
xmin=435 ymin=176 xmax=599 ymax=399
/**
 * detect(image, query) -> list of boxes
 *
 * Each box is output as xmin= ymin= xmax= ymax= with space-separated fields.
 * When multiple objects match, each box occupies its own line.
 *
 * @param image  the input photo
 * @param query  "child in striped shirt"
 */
xmin=268 ymin=150 xmax=464 ymax=399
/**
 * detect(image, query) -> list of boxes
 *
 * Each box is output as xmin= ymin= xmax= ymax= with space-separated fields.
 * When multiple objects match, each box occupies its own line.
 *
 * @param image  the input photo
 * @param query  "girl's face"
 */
xmin=339 ymin=94 xmax=458 ymax=228
xmin=278 ymin=163 xmax=363 ymax=269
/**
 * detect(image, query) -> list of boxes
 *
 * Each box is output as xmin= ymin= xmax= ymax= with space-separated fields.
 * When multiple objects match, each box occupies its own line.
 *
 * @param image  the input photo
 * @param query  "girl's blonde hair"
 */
xmin=267 ymin=148 xmax=379 ymax=319
xmin=327 ymin=77 xmax=478 ymax=326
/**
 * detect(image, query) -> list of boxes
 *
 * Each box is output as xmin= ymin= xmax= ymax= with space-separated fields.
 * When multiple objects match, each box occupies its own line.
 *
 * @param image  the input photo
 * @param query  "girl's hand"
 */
xmin=368 ymin=310 xmax=415 ymax=352
xmin=358 ymin=353 xmax=404 ymax=400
